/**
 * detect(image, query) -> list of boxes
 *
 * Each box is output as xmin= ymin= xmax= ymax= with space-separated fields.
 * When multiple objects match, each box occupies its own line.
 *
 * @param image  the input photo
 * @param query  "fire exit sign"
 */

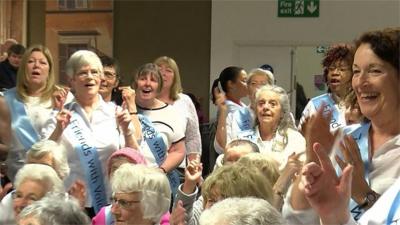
xmin=278 ymin=0 xmax=319 ymax=17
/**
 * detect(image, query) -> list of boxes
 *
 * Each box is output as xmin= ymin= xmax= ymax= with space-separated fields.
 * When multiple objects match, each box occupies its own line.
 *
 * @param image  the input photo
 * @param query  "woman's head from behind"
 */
xmin=13 ymin=164 xmax=64 ymax=217
xmin=16 ymin=45 xmax=55 ymax=102
xmin=211 ymin=66 xmax=247 ymax=104
xmin=110 ymin=164 xmax=171 ymax=225
xmin=107 ymin=147 xmax=147 ymax=177
xmin=154 ymin=56 xmax=182 ymax=100
xmin=201 ymin=163 xmax=273 ymax=209
xmin=26 ymin=139 xmax=70 ymax=180
xmin=352 ymin=28 xmax=400 ymax=121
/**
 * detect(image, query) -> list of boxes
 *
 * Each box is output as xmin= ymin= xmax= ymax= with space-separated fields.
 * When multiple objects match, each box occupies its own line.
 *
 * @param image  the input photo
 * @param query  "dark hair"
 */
xmin=259 ymin=64 xmax=274 ymax=74
xmin=355 ymin=28 xmax=399 ymax=73
xmin=322 ymin=44 xmax=355 ymax=83
xmin=99 ymin=55 xmax=120 ymax=77
xmin=7 ymin=44 xmax=25 ymax=55
xmin=211 ymin=66 xmax=244 ymax=104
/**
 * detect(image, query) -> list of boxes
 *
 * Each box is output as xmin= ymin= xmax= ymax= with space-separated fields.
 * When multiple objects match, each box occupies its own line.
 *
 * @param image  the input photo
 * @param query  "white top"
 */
xmin=170 ymin=93 xmax=202 ymax=156
xmin=344 ymin=176 xmax=400 ymax=225
xmin=6 ymin=96 xmax=53 ymax=181
xmin=137 ymin=103 xmax=186 ymax=167
xmin=41 ymin=95 xmax=125 ymax=207
xmin=252 ymin=127 xmax=306 ymax=171
xmin=0 ymin=192 xmax=15 ymax=225
xmin=298 ymin=93 xmax=347 ymax=132
xmin=213 ymin=100 xmax=247 ymax=154
xmin=282 ymin=133 xmax=400 ymax=224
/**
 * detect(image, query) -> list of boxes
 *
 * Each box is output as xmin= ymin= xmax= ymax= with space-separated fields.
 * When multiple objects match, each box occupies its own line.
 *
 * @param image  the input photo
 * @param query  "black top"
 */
xmin=0 ymin=59 xmax=18 ymax=91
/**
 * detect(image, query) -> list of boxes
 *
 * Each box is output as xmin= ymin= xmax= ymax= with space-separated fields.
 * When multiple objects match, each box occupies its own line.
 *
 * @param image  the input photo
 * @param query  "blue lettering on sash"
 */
xmin=138 ymin=115 xmax=180 ymax=196
xmin=66 ymin=116 xmax=107 ymax=213
xmin=312 ymin=94 xmax=342 ymax=130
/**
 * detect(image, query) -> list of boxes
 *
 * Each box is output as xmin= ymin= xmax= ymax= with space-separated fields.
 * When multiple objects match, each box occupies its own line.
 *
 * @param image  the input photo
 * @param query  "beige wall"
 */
xmin=27 ymin=0 xmax=211 ymax=119
xmin=113 ymin=1 xmax=211 ymax=118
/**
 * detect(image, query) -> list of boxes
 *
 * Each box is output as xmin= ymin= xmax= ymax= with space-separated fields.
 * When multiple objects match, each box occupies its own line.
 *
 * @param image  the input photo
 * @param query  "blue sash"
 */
xmin=65 ymin=113 xmax=107 ymax=213
xmin=138 ymin=115 xmax=180 ymax=196
xmin=387 ymin=190 xmax=400 ymax=225
xmin=234 ymin=107 xmax=253 ymax=131
xmin=338 ymin=122 xmax=371 ymax=220
xmin=3 ymin=88 xmax=39 ymax=149
xmin=104 ymin=205 xmax=114 ymax=225
xmin=312 ymin=93 xmax=342 ymax=130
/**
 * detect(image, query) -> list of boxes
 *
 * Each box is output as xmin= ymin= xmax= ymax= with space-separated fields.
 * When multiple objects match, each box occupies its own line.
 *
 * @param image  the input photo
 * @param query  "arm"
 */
xmin=181 ymin=95 xmax=202 ymax=161
xmin=120 ymin=86 xmax=142 ymax=141
xmin=213 ymin=87 xmax=228 ymax=153
xmin=0 ymin=97 xmax=11 ymax=161
xmin=116 ymin=107 xmax=139 ymax=150
xmin=160 ymin=140 xmax=185 ymax=173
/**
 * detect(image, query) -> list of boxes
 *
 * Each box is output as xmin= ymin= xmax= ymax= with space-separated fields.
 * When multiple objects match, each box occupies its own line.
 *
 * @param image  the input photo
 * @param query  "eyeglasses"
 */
xmin=111 ymin=197 xmax=140 ymax=209
xmin=76 ymin=69 xmax=101 ymax=78
xmin=104 ymin=71 xmax=117 ymax=79
xmin=328 ymin=66 xmax=351 ymax=73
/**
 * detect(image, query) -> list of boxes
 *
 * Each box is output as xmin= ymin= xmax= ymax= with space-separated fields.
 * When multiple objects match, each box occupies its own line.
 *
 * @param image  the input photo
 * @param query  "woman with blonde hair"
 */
xmin=154 ymin=56 xmax=201 ymax=163
xmin=0 ymin=45 xmax=70 ymax=182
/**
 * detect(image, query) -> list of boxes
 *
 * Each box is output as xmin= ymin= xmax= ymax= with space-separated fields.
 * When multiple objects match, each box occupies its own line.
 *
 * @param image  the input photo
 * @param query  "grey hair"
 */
xmin=226 ymin=139 xmax=259 ymax=153
xmin=26 ymin=140 xmax=70 ymax=180
xmin=111 ymin=164 xmax=171 ymax=223
xmin=255 ymin=85 xmax=295 ymax=150
xmin=199 ymin=197 xmax=285 ymax=225
xmin=247 ymin=68 xmax=275 ymax=85
xmin=14 ymin=164 xmax=65 ymax=194
xmin=65 ymin=50 xmax=103 ymax=78
xmin=18 ymin=193 xmax=90 ymax=225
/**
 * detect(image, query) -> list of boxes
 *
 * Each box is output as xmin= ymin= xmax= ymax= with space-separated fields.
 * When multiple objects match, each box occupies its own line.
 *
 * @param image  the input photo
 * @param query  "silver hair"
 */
xmin=247 ymin=68 xmax=275 ymax=85
xmin=26 ymin=140 xmax=70 ymax=180
xmin=255 ymin=85 xmax=295 ymax=150
xmin=18 ymin=193 xmax=90 ymax=225
xmin=199 ymin=197 xmax=286 ymax=225
xmin=65 ymin=50 xmax=103 ymax=78
xmin=111 ymin=164 xmax=171 ymax=223
xmin=14 ymin=164 xmax=65 ymax=194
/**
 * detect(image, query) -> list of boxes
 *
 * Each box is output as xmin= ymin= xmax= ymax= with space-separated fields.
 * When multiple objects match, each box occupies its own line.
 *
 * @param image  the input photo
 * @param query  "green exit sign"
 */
xmin=278 ymin=0 xmax=319 ymax=17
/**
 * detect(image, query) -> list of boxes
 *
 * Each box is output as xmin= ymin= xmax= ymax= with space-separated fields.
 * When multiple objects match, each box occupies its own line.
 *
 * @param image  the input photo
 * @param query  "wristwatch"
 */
xmin=360 ymin=191 xmax=379 ymax=209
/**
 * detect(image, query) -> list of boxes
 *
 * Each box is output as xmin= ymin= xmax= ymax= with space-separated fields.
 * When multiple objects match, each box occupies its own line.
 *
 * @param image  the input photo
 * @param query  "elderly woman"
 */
xmin=130 ymin=63 xmax=186 ymax=196
xmin=110 ymin=163 xmax=171 ymax=225
xmin=214 ymin=68 xmax=274 ymax=153
xmin=285 ymin=28 xmax=400 ymax=224
xmin=154 ymin=56 xmax=202 ymax=163
xmin=171 ymin=163 xmax=275 ymax=225
xmin=17 ymin=193 xmax=90 ymax=225
xmin=0 ymin=45 xmax=70 ymax=181
xmin=0 ymin=164 xmax=64 ymax=224
xmin=299 ymin=44 xmax=355 ymax=132
xmin=41 ymin=50 xmax=137 ymax=215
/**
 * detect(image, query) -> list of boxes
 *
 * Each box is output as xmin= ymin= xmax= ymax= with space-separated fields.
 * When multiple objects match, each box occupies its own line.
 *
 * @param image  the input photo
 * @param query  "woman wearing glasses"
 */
xmin=42 ymin=50 xmax=138 ymax=216
xmin=298 ymin=44 xmax=355 ymax=132
xmin=110 ymin=163 xmax=171 ymax=225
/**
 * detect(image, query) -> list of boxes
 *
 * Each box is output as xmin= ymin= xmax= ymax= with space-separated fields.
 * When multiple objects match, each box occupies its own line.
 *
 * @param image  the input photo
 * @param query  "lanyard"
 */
xmin=387 ymin=190 xmax=400 ymax=225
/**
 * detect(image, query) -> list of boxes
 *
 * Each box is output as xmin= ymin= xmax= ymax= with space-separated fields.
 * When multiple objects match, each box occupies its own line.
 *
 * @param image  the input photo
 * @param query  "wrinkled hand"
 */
xmin=120 ymin=86 xmax=137 ymax=113
xmin=68 ymin=179 xmax=86 ymax=208
xmin=335 ymin=135 xmax=369 ymax=204
xmin=275 ymin=152 xmax=303 ymax=194
xmin=53 ymin=86 xmax=70 ymax=110
xmin=304 ymin=104 xmax=336 ymax=163
xmin=170 ymin=200 xmax=186 ymax=225
xmin=116 ymin=106 xmax=132 ymax=135
xmin=182 ymin=160 xmax=203 ymax=194
xmin=213 ymin=87 xmax=227 ymax=111
xmin=56 ymin=109 xmax=72 ymax=131
xmin=300 ymin=142 xmax=353 ymax=225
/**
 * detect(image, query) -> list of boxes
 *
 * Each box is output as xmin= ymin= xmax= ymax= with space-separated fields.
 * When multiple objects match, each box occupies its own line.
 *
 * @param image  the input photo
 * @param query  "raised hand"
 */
xmin=213 ymin=86 xmax=227 ymax=111
xmin=120 ymin=86 xmax=136 ymax=114
xmin=335 ymin=135 xmax=370 ymax=204
xmin=300 ymin=142 xmax=353 ymax=225
xmin=115 ymin=105 xmax=132 ymax=135
xmin=53 ymin=86 xmax=70 ymax=110
xmin=68 ymin=179 xmax=86 ymax=208
xmin=170 ymin=200 xmax=187 ymax=225
xmin=182 ymin=160 xmax=203 ymax=194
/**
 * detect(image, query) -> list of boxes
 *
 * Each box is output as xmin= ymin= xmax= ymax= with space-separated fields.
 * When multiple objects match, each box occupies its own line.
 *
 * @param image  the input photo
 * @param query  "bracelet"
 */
xmin=129 ymin=111 xmax=138 ymax=115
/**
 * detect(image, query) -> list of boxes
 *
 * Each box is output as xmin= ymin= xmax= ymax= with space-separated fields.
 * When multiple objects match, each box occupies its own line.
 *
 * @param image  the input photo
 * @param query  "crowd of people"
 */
xmin=0 ymin=27 xmax=398 ymax=225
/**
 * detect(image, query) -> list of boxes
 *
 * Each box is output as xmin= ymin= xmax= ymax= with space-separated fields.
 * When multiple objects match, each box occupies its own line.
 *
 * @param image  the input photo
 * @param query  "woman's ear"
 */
xmin=227 ymin=80 xmax=234 ymax=92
